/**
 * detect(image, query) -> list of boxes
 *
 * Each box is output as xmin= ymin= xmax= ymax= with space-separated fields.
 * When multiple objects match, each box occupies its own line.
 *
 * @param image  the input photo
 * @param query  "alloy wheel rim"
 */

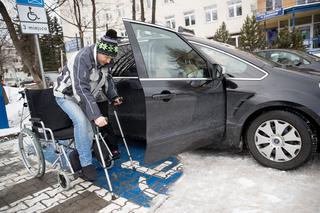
xmin=254 ymin=119 xmax=302 ymax=162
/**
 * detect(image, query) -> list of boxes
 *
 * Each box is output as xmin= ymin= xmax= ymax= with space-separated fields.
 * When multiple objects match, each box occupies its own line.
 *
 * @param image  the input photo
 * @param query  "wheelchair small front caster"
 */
xmin=106 ymin=158 xmax=114 ymax=169
xmin=58 ymin=171 xmax=71 ymax=190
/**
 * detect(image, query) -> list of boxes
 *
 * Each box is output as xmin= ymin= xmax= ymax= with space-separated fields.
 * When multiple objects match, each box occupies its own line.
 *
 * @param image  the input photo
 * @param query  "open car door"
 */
xmin=123 ymin=20 xmax=226 ymax=163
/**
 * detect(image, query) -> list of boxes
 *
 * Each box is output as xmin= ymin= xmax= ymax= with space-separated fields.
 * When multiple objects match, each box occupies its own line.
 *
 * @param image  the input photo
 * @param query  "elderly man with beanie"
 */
xmin=54 ymin=29 xmax=122 ymax=181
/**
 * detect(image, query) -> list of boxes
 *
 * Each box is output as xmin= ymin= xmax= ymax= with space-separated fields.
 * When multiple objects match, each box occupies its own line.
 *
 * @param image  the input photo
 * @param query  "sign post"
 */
xmin=16 ymin=0 xmax=49 ymax=88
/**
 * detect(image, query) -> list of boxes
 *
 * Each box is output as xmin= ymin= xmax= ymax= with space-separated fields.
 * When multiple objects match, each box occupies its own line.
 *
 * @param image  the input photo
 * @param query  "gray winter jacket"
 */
xmin=54 ymin=44 xmax=118 ymax=121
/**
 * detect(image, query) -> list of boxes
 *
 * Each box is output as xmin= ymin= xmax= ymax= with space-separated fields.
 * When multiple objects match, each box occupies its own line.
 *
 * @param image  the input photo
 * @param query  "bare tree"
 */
xmin=72 ymin=0 xmax=84 ymax=48
xmin=91 ymin=0 xmax=96 ymax=43
xmin=151 ymin=0 xmax=156 ymax=24
xmin=0 ymin=29 xmax=10 ymax=79
xmin=140 ymin=0 xmax=145 ymax=22
xmin=0 ymin=0 xmax=43 ymax=87
xmin=132 ymin=0 xmax=136 ymax=20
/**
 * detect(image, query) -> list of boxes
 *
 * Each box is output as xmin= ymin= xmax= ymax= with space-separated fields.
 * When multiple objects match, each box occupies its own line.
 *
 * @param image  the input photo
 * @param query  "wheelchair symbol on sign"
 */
xmin=27 ymin=7 xmax=40 ymax=21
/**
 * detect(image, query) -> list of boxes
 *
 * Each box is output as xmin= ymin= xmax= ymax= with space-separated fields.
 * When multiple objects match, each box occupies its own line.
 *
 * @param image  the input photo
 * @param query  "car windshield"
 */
xmin=297 ymin=50 xmax=320 ymax=61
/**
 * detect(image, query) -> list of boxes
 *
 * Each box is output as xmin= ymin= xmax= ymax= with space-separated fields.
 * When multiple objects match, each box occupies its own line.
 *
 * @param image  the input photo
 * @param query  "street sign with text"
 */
xmin=256 ymin=8 xmax=284 ymax=22
xmin=20 ymin=22 xmax=49 ymax=34
xmin=16 ymin=0 xmax=49 ymax=34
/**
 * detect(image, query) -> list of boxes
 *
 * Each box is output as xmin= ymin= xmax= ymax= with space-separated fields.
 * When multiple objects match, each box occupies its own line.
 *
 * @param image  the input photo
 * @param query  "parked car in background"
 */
xmin=306 ymin=48 xmax=320 ymax=58
xmin=110 ymin=20 xmax=320 ymax=171
xmin=255 ymin=49 xmax=320 ymax=72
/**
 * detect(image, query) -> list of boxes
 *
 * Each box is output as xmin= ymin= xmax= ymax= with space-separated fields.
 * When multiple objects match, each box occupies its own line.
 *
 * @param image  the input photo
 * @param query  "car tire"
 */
xmin=245 ymin=110 xmax=316 ymax=170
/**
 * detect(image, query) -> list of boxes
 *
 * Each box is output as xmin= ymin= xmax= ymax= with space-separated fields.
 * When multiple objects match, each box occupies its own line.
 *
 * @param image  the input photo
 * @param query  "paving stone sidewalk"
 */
xmin=0 ymin=140 xmax=178 ymax=213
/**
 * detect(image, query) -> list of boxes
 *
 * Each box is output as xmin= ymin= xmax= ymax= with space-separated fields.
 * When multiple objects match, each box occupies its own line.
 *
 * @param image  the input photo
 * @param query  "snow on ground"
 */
xmin=3 ymin=86 xmax=25 ymax=128
xmin=156 ymin=150 xmax=320 ymax=213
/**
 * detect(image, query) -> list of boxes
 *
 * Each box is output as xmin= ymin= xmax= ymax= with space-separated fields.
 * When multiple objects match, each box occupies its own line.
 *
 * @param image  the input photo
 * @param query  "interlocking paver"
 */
xmin=44 ymin=191 xmax=110 ymax=213
xmin=98 ymin=203 xmax=121 ymax=213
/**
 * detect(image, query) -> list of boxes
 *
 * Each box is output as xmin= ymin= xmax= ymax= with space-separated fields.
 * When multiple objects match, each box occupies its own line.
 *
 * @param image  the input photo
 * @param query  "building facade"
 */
xmin=257 ymin=0 xmax=320 ymax=49
xmin=59 ymin=0 xmax=257 ymax=57
xmin=157 ymin=0 xmax=257 ymax=46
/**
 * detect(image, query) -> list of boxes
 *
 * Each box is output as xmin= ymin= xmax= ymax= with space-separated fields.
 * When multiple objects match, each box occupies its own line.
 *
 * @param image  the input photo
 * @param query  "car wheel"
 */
xmin=245 ymin=110 xmax=316 ymax=170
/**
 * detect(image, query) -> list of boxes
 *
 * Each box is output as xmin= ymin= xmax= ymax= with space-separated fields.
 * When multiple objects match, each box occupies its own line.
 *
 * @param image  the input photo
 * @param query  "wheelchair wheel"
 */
xmin=106 ymin=158 xmax=114 ymax=169
xmin=18 ymin=128 xmax=45 ymax=178
xmin=58 ymin=171 xmax=71 ymax=190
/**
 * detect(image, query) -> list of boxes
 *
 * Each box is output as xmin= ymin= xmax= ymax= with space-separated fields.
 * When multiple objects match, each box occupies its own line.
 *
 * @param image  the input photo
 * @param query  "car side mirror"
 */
xmin=221 ymin=65 xmax=226 ymax=75
xmin=212 ymin=64 xmax=226 ymax=79
xmin=293 ymin=60 xmax=301 ymax=66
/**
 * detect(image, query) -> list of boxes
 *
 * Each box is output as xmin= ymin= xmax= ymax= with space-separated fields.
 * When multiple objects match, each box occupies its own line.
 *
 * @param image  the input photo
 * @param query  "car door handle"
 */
xmin=152 ymin=93 xmax=176 ymax=101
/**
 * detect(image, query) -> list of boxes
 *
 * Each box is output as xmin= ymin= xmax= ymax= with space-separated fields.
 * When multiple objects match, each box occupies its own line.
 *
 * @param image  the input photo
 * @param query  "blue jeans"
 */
xmin=55 ymin=97 xmax=94 ymax=167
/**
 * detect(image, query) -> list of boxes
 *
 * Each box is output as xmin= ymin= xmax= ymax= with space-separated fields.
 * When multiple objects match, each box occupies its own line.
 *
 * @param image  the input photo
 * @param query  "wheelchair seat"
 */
xmin=25 ymin=88 xmax=74 ymax=140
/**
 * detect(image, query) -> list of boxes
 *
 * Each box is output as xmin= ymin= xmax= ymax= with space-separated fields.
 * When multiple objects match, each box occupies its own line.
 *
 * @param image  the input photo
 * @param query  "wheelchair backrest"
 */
xmin=25 ymin=88 xmax=73 ymax=131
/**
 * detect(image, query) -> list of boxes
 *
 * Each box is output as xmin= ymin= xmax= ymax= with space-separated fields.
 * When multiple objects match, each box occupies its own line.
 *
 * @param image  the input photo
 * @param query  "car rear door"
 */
xmin=124 ymin=20 xmax=226 ymax=163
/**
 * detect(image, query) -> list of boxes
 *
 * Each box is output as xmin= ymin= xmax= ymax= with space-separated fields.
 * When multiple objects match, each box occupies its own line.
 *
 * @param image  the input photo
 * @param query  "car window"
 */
xmin=270 ymin=51 xmax=311 ymax=65
xmin=131 ymin=24 xmax=208 ymax=78
xmin=194 ymin=44 xmax=266 ymax=79
xmin=111 ymin=44 xmax=137 ymax=77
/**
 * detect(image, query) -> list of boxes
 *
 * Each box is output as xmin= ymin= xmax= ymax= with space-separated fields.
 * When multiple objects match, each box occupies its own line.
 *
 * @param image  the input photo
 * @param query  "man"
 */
xmin=54 ymin=29 xmax=122 ymax=181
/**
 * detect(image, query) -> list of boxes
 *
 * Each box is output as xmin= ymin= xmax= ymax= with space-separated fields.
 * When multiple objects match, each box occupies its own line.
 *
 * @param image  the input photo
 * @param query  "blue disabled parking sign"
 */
xmin=16 ymin=0 xmax=44 ymax=7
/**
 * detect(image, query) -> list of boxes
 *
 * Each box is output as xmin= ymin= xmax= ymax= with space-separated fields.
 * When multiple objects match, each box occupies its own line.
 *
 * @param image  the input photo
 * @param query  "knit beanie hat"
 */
xmin=96 ymin=29 xmax=119 ymax=57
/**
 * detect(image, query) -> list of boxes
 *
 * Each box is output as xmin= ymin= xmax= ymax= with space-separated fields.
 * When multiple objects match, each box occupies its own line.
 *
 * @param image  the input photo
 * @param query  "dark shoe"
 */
xmin=111 ymin=149 xmax=120 ymax=160
xmin=69 ymin=150 xmax=81 ymax=172
xmin=81 ymin=165 xmax=97 ymax=181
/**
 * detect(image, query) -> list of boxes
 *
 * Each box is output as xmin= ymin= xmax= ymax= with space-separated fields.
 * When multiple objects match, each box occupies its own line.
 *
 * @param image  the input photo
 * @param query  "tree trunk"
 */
xmin=152 ymin=0 xmax=156 ymax=24
xmin=0 ymin=1 xmax=43 ymax=88
xmin=140 ymin=0 xmax=145 ymax=22
xmin=132 ymin=0 xmax=136 ymax=20
xmin=91 ymin=0 xmax=96 ymax=43
xmin=73 ymin=0 xmax=84 ymax=48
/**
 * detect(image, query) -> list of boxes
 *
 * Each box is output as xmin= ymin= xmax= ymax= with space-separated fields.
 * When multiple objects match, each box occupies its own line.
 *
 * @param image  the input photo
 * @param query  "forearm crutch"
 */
xmin=93 ymin=123 xmax=117 ymax=200
xmin=113 ymin=98 xmax=136 ymax=170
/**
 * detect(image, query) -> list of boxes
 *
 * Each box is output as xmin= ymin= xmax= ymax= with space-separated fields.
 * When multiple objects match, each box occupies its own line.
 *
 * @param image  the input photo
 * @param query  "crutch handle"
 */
xmin=92 ymin=117 xmax=108 ymax=134
xmin=112 ymin=96 xmax=124 ymax=106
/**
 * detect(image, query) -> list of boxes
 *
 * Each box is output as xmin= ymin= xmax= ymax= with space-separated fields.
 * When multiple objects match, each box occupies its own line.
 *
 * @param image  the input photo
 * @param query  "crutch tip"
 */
xmin=111 ymin=195 xmax=117 ymax=200
xmin=132 ymin=167 xmax=136 ymax=171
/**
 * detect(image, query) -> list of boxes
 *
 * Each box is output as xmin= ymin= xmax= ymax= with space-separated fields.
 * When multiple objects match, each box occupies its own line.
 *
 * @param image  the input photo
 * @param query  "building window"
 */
xmin=117 ymin=4 xmax=125 ymax=17
xmin=204 ymin=5 xmax=218 ymax=23
xmin=106 ymin=10 xmax=112 ymax=22
xmin=297 ymin=0 xmax=320 ymax=4
xmin=146 ymin=0 xmax=151 ymax=8
xmin=227 ymin=0 xmax=242 ymax=18
xmin=266 ymin=0 xmax=282 ymax=11
xmin=184 ymin=11 xmax=195 ymax=26
xmin=165 ymin=16 xmax=176 ymax=29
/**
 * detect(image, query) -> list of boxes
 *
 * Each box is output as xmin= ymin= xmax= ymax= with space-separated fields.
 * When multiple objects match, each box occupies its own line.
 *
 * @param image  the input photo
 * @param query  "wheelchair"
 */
xmin=18 ymin=88 xmax=130 ymax=197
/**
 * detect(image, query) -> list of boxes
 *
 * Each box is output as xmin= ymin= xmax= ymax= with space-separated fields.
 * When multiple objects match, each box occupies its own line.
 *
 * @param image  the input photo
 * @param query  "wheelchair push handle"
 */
xmin=18 ymin=90 xmax=26 ymax=100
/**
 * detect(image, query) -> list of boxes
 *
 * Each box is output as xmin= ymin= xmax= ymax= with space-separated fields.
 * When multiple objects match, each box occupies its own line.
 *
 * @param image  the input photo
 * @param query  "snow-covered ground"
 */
xmin=0 ymin=86 xmax=25 ymax=136
xmin=3 ymin=86 xmax=25 ymax=126
xmin=1 ymin=86 xmax=320 ymax=212
xmin=156 ymin=151 xmax=320 ymax=213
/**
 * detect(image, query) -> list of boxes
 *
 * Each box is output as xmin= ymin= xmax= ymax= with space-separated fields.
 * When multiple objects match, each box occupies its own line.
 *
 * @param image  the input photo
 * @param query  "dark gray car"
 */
xmin=109 ymin=20 xmax=320 ymax=170
xmin=255 ymin=49 xmax=320 ymax=71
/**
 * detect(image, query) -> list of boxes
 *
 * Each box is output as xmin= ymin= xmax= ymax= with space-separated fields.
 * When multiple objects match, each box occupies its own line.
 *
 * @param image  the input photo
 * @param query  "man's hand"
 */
xmin=113 ymin=97 xmax=123 ymax=106
xmin=94 ymin=116 xmax=108 ymax=127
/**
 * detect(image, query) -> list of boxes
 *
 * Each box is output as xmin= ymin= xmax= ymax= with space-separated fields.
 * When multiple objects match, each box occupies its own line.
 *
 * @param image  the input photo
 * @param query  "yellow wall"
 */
xmin=258 ymin=0 xmax=301 ymax=13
